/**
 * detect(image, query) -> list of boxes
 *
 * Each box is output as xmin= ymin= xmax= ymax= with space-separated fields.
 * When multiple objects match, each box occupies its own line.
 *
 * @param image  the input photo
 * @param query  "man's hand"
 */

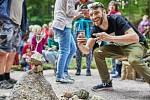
xmin=93 ymin=32 xmax=113 ymax=42
xmin=77 ymin=37 xmax=86 ymax=46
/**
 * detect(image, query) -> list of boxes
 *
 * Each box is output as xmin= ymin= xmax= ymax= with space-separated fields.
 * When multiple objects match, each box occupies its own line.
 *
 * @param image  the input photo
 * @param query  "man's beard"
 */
xmin=94 ymin=17 xmax=103 ymax=26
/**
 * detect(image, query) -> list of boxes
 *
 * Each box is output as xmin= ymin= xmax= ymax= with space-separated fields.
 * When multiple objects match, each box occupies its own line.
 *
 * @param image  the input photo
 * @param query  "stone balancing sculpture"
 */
xmin=7 ymin=33 xmax=58 ymax=100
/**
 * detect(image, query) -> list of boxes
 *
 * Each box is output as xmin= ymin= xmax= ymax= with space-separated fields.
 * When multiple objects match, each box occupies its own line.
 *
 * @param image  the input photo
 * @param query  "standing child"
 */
xmin=74 ymin=0 xmax=94 ymax=76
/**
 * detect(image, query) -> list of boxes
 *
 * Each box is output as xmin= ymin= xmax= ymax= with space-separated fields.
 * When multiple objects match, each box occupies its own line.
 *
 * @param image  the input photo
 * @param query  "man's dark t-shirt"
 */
xmin=91 ymin=15 xmax=148 ymax=48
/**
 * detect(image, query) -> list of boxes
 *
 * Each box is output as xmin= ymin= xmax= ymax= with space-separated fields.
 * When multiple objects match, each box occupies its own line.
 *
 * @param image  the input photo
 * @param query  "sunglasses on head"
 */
xmin=87 ymin=2 xmax=104 ymax=10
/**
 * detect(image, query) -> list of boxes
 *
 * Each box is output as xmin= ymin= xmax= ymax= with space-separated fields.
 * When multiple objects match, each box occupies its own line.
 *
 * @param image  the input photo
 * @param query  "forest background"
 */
xmin=11 ymin=0 xmax=149 ymax=70
xmin=26 ymin=0 xmax=150 ymax=26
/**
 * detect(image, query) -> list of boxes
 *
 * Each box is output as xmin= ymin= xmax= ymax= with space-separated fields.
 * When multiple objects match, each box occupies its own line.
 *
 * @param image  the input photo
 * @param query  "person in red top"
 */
xmin=31 ymin=25 xmax=48 ymax=54
xmin=108 ymin=1 xmax=121 ymax=15
xmin=31 ymin=34 xmax=47 ymax=54
xmin=22 ymin=41 xmax=32 ymax=55
xmin=20 ymin=40 xmax=32 ymax=71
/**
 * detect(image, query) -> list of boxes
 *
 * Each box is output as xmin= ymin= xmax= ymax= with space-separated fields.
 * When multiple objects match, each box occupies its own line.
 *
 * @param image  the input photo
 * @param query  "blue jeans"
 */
xmin=73 ymin=19 xmax=93 ymax=72
xmin=53 ymin=27 xmax=76 ymax=79
xmin=76 ymin=46 xmax=93 ymax=71
xmin=42 ymin=50 xmax=58 ymax=66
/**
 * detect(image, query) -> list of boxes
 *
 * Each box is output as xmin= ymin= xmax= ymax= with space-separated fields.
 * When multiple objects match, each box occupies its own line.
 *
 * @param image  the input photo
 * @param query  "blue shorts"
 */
xmin=0 ymin=19 xmax=21 ymax=52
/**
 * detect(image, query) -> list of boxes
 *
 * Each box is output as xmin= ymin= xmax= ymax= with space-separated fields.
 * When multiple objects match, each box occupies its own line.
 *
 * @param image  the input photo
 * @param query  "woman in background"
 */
xmin=108 ymin=0 xmax=121 ymax=15
xmin=108 ymin=1 xmax=122 ymax=78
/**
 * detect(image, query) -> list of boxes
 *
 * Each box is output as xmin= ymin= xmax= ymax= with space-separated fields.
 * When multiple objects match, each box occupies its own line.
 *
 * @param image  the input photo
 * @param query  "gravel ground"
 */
xmin=0 ymin=69 xmax=150 ymax=100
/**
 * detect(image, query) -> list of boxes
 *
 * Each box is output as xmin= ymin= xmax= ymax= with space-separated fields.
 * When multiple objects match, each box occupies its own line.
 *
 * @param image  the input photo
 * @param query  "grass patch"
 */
xmin=69 ymin=57 xmax=113 ymax=70
xmin=13 ymin=57 xmax=113 ymax=71
xmin=69 ymin=57 xmax=97 ymax=69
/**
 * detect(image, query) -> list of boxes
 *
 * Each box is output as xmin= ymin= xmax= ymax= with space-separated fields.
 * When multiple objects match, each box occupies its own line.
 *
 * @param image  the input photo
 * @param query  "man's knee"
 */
xmin=0 ymin=52 xmax=7 ymax=56
xmin=93 ymin=49 xmax=103 ymax=58
xmin=128 ymin=58 xmax=142 ymax=66
xmin=0 ymin=52 xmax=7 ymax=64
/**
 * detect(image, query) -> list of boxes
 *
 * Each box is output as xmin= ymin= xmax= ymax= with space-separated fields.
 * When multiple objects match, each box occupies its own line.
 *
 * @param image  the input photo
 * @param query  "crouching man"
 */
xmin=77 ymin=2 xmax=150 ymax=91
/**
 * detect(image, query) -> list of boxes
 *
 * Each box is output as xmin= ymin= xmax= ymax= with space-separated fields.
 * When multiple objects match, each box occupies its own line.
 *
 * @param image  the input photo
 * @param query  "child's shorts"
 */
xmin=0 ymin=19 xmax=21 ymax=52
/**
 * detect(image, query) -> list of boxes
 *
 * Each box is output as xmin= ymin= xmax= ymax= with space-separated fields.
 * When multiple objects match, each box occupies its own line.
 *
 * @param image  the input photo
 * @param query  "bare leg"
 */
xmin=0 ymin=52 xmax=13 ymax=89
xmin=0 ymin=52 xmax=7 ymax=75
xmin=5 ymin=52 xmax=16 ymax=73
xmin=4 ymin=52 xmax=17 ymax=84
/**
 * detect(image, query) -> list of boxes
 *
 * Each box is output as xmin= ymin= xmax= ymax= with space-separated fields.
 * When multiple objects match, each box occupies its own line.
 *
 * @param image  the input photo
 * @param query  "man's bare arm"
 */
xmin=95 ymin=28 xmax=139 ymax=44
xmin=111 ymin=28 xmax=139 ymax=44
xmin=77 ymin=38 xmax=95 ymax=54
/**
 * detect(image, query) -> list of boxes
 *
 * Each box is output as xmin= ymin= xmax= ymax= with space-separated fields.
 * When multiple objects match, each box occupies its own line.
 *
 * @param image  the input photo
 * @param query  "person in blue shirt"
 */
xmin=77 ymin=2 xmax=150 ymax=91
xmin=74 ymin=0 xmax=94 ymax=76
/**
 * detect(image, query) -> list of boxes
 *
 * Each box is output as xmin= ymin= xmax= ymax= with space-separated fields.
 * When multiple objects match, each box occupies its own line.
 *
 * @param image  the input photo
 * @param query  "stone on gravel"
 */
xmin=6 ymin=70 xmax=58 ymax=100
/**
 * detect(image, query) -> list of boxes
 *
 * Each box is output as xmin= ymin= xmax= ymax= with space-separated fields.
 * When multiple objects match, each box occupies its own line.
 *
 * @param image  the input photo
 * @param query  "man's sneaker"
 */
xmin=64 ymin=74 xmax=75 ymax=81
xmin=56 ymin=78 xmax=74 ymax=84
xmin=7 ymin=78 xmax=17 ymax=84
xmin=91 ymin=81 xmax=113 ymax=91
xmin=0 ymin=80 xmax=14 ymax=89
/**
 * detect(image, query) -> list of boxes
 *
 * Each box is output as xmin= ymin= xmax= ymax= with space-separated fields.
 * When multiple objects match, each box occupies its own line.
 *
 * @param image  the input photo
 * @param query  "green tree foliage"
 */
xmin=27 ymin=0 xmax=149 ymax=25
xmin=96 ymin=0 xmax=150 ymax=25
xmin=27 ymin=0 xmax=55 ymax=25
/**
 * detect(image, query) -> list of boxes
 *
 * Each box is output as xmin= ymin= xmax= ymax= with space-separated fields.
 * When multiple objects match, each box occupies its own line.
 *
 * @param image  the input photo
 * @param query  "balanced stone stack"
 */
xmin=7 ymin=52 xmax=58 ymax=100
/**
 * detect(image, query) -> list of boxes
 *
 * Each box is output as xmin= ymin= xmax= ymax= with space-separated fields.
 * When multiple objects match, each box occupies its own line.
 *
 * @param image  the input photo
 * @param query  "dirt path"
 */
xmin=0 ymin=69 xmax=150 ymax=100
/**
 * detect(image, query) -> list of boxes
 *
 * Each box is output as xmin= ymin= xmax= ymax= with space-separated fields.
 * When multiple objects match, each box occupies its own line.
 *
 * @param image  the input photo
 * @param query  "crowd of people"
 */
xmin=0 ymin=0 xmax=150 ymax=94
xmin=18 ymin=23 xmax=59 ymax=71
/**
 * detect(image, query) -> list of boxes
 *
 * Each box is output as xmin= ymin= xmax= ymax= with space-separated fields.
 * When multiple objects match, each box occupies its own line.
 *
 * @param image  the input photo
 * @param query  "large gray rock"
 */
xmin=7 ymin=52 xmax=58 ymax=100
xmin=7 ymin=69 xmax=58 ymax=100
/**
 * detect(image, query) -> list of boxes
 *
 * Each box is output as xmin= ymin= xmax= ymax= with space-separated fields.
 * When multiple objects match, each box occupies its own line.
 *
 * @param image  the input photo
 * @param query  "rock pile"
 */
xmin=7 ymin=52 xmax=58 ymax=100
xmin=7 ymin=70 xmax=58 ymax=100
xmin=60 ymin=89 xmax=104 ymax=100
